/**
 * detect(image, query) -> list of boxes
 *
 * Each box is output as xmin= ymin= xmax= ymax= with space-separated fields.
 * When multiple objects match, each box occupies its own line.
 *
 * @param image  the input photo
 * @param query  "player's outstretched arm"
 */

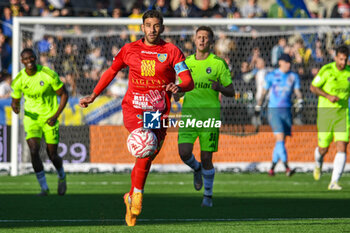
xmin=80 ymin=66 xmax=119 ymax=108
xmin=310 ymin=84 xmax=339 ymax=103
xmin=79 ymin=92 xmax=98 ymax=108
xmin=11 ymin=98 xmax=21 ymax=114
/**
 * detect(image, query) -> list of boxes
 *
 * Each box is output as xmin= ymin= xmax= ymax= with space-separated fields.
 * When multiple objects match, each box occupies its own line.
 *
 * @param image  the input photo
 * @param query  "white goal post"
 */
xmin=10 ymin=17 xmax=350 ymax=176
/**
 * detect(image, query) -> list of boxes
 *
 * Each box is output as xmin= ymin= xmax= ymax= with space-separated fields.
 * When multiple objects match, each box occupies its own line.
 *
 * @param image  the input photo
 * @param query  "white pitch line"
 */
xmin=2 ymin=180 xmax=350 ymax=186
xmin=0 ymin=218 xmax=349 ymax=223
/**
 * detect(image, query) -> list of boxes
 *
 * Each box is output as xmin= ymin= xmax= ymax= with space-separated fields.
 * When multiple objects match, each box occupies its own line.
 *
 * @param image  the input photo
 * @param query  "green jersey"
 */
xmin=312 ymin=62 xmax=350 ymax=109
xmin=181 ymin=53 xmax=232 ymax=119
xmin=11 ymin=65 xmax=64 ymax=121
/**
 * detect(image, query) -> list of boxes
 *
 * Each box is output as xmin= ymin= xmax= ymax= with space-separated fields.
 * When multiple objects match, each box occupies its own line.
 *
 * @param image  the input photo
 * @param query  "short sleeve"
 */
xmin=312 ymin=66 xmax=327 ymax=87
xmin=51 ymin=71 xmax=64 ymax=91
xmin=219 ymin=60 xmax=232 ymax=87
xmin=11 ymin=74 xmax=22 ymax=99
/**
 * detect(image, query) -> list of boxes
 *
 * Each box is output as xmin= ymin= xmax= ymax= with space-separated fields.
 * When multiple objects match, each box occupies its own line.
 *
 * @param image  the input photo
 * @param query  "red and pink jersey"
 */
xmin=111 ymin=38 xmax=188 ymax=112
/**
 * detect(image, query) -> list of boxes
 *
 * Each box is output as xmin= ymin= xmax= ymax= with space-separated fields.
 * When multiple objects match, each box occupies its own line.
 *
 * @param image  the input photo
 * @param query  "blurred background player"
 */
xmin=310 ymin=44 xmax=350 ymax=190
xmin=11 ymin=48 xmax=68 ymax=196
xmin=79 ymin=10 xmax=193 ymax=226
xmin=176 ymin=26 xmax=234 ymax=207
xmin=255 ymin=53 xmax=303 ymax=176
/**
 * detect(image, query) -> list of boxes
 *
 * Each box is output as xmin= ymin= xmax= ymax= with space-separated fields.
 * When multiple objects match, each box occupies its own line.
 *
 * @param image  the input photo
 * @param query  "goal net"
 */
xmin=7 ymin=18 xmax=350 ymax=175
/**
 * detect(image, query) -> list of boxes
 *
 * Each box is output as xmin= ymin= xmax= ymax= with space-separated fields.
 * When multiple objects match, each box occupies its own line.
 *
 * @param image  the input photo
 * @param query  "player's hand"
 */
xmin=163 ymin=83 xmax=181 ymax=94
xmin=327 ymin=95 xmax=340 ymax=103
xmin=146 ymin=90 xmax=166 ymax=111
xmin=294 ymin=99 xmax=304 ymax=113
xmin=209 ymin=78 xmax=222 ymax=92
xmin=173 ymin=92 xmax=185 ymax=102
xmin=47 ymin=116 xmax=57 ymax=126
xmin=79 ymin=93 xmax=97 ymax=108
xmin=11 ymin=102 xmax=20 ymax=114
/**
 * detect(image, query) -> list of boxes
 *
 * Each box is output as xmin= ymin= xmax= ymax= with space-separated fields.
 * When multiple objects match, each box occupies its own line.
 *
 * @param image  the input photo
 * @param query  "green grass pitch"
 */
xmin=0 ymin=172 xmax=349 ymax=232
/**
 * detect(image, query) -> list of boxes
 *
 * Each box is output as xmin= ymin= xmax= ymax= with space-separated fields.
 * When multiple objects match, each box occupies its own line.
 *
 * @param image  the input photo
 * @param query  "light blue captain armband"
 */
xmin=174 ymin=61 xmax=189 ymax=75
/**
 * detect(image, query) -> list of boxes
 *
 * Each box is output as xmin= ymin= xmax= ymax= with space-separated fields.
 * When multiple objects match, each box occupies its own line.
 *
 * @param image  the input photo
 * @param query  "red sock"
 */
xmin=129 ymin=156 xmax=152 ymax=195
xmin=129 ymin=166 xmax=136 ymax=195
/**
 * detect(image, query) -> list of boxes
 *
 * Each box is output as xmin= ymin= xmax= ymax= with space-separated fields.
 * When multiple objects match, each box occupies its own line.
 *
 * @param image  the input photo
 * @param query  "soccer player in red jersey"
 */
xmin=79 ymin=10 xmax=194 ymax=226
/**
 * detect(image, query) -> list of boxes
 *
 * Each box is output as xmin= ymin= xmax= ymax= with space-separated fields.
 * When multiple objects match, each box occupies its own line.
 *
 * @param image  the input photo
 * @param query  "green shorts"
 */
xmin=317 ymin=110 xmax=349 ymax=148
xmin=178 ymin=127 xmax=219 ymax=152
xmin=23 ymin=116 xmax=59 ymax=144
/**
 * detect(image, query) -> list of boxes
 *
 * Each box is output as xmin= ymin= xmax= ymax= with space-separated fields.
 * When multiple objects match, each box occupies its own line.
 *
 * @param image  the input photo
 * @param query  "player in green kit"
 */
xmin=175 ymin=26 xmax=234 ymax=207
xmin=11 ymin=48 xmax=68 ymax=196
xmin=310 ymin=45 xmax=350 ymax=190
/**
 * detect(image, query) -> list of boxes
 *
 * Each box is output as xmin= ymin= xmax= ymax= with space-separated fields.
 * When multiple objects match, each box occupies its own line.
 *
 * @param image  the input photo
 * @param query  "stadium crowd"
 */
xmin=0 ymin=0 xmax=350 ymax=125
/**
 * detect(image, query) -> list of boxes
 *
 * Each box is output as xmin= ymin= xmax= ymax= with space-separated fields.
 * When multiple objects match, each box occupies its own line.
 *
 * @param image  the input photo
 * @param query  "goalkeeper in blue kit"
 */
xmin=255 ymin=53 xmax=303 ymax=176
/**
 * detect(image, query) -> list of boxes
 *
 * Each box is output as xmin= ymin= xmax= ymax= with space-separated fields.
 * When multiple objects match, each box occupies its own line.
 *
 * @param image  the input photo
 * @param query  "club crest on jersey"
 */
xmin=40 ymin=81 xmax=44 ymax=86
xmin=157 ymin=53 xmax=167 ymax=63
xmin=206 ymin=67 xmax=212 ymax=74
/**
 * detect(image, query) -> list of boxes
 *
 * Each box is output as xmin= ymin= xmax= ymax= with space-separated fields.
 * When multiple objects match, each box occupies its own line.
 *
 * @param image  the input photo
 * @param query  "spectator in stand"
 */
xmin=236 ymin=61 xmax=252 ymax=82
xmin=173 ymin=0 xmax=201 ymax=18
xmin=292 ymin=38 xmax=312 ymax=66
xmin=268 ymin=2 xmax=286 ymax=18
xmin=60 ymin=0 xmax=75 ymax=16
xmin=45 ymin=0 xmax=61 ymax=17
xmin=212 ymin=0 xmax=239 ymax=18
xmin=36 ymin=35 xmax=52 ymax=54
xmin=57 ymin=43 xmax=79 ymax=77
xmin=110 ymin=7 xmax=130 ymax=38
xmin=106 ymin=70 xmax=128 ymax=98
xmin=271 ymin=38 xmax=287 ymax=67
xmin=41 ymin=7 xmax=57 ymax=17
xmin=254 ymin=57 xmax=271 ymax=103
xmin=331 ymin=0 xmax=350 ymax=18
xmin=47 ymin=0 xmax=64 ymax=10
xmin=39 ymin=53 xmax=54 ymax=70
xmin=111 ymin=7 xmax=123 ymax=18
xmin=0 ymin=72 xmax=12 ymax=98
xmin=92 ymin=0 xmax=109 ymax=17
xmin=84 ymin=46 xmax=107 ymax=80
xmin=200 ymin=0 xmax=213 ymax=18
xmin=128 ymin=3 xmax=144 ymax=42
xmin=106 ymin=45 xmax=120 ymax=67
xmin=214 ymin=31 xmax=236 ymax=58
xmin=10 ymin=0 xmax=28 ymax=16
xmin=248 ymin=46 xmax=261 ymax=70
xmin=252 ymin=57 xmax=271 ymax=127
xmin=308 ymin=0 xmax=327 ymax=18
xmin=19 ymin=0 xmax=31 ymax=15
xmin=214 ymin=32 xmax=236 ymax=57
xmin=61 ymin=69 xmax=79 ymax=97
xmin=30 ymin=0 xmax=47 ymax=16
xmin=241 ymin=0 xmax=264 ymax=18
xmin=0 ymin=33 xmax=12 ymax=73
xmin=312 ymin=39 xmax=328 ymax=65
xmin=2 ymin=7 xmax=13 ymax=39
xmin=149 ymin=0 xmax=173 ymax=17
